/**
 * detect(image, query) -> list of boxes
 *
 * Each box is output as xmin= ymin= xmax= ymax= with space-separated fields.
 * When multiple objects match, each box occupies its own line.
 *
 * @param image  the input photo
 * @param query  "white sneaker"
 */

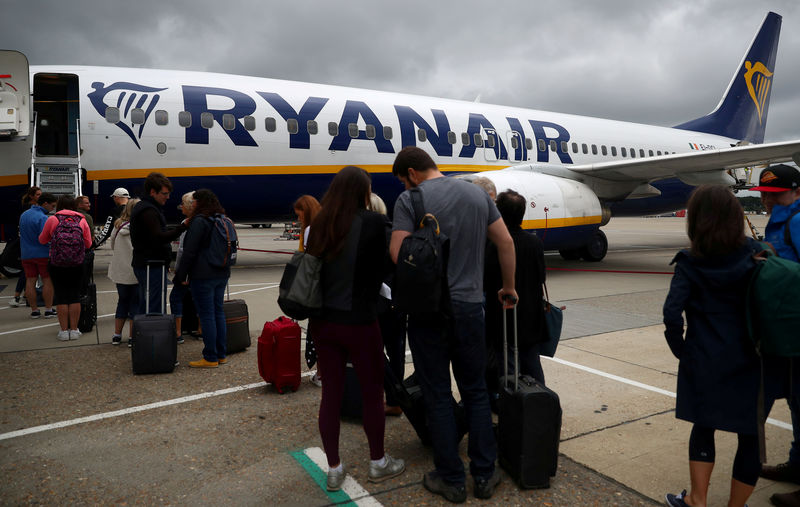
xmin=57 ymin=330 xmax=70 ymax=341
xmin=8 ymin=297 xmax=20 ymax=307
xmin=69 ymin=329 xmax=82 ymax=340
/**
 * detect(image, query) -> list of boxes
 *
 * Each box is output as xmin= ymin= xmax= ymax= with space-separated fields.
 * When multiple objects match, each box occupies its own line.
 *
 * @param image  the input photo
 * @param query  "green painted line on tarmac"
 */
xmin=290 ymin=449 xmax=355 ymax=506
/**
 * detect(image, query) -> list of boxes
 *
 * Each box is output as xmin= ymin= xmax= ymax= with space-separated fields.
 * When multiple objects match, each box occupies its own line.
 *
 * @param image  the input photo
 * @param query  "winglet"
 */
xmin=674 ymin=12 xmax=781 ymax=143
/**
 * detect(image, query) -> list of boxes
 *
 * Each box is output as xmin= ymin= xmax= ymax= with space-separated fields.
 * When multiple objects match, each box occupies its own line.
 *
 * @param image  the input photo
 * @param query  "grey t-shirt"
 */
xmin=393 ymin=176 xmax=501 ymax=303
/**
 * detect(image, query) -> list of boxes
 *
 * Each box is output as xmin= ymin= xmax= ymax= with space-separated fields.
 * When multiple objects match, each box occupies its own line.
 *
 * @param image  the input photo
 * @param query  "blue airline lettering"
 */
xmin=256 ymin=92 xmax=328 ymax=149
xmin=458 ymin=113 xmax=507 ymax=159
xmin=182 ymin=86 xmax=258 ymax=146
xmin=505 ymin=117 xmax=529 ymax=162
xmin=394 ymin=106 xmax=452 ymax=157
xmin=329 ymin=100 xmax=394 ymax=153
xmin=528 ymin=119 xmax=572 ymax=163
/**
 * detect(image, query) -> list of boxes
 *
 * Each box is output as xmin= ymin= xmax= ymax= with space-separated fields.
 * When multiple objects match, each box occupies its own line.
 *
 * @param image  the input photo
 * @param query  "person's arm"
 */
xmin=487 ymin=217 xmax=517 ymax=306
xmin=389 ymin=230 xmax=410 ymax=264
xmin=81 ymin=218 xmax=93 ymax=248
xmin=389 ymin=193 xmax=414 ymax=264
xmin=38 ymin=216 xmax=55 ymax=244
xmin=141 ymin=208 xmax=187 ymax=243
xmin=174 ymin=219 xmax=204 ymax=283
xmin=663 ymin=263 xmax=690 ymax=359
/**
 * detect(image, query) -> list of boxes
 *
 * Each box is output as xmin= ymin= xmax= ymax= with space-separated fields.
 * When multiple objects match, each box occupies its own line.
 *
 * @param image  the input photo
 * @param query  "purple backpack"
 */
xmin=50 ymin=214 xmax=86 ymax=267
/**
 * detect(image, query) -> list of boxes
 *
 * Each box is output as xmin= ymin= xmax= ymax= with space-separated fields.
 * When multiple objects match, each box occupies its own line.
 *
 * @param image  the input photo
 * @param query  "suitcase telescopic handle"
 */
xmin=146 ymin=260 xmax=168 ymax=316
xmin=502 ymin=294 xmax=519 ymax=393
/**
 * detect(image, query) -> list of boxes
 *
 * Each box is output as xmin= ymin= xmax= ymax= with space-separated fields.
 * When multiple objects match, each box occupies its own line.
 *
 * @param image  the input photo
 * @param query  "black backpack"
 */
xmin=207 ymin=214 xmax=238 ymax=268
xmin=393 ymin=188 xmax=451 ymax=316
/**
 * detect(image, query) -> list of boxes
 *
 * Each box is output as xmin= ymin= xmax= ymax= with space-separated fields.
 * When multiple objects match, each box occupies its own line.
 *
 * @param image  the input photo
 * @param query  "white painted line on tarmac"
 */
xmin=545 ymin=355 xmax=792 ymax=431
xmin=0 ymin=371 xmax=314 ymax=442
xmin=303 ymin=447 xmax=383 ymax=507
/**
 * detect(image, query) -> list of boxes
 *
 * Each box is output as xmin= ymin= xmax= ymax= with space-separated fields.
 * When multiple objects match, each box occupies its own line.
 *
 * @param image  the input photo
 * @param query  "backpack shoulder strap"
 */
xmin=784 ymin=209 xmax=800 ymax=259
xmin=409 ymin=188 xmax=425 ymax=230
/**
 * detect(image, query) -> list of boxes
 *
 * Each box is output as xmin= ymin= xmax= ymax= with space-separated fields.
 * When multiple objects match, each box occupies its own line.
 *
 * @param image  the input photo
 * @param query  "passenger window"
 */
xmin=365 ymin=124 xmax=376 ymax=139
xmin=462 ymin=132 xmax=470 ymax=146
xmin=383 ymin=126 xmax=392 ymax=140
xmin=486 ymin=135 xmax=495 ymax=148
xmin=510 ymin=137 xmax=519 ymax=149
xmin=243 ymin=115 xmax=256 ymax=131
xmin=630 ymin=148 xmax=636 ymax=158
xmin=572 ymin=142 xmax=578 ymax=153
xmin=223 ymin=113 xmax=236 ymax=131
xmin=621 ymin=147 xmax=627 ymax=157
xmin=265 ymin=117 xmax=277 ymax=132
xmin=611 ymin=146 xmax=617 ymax=156
xmin=307 ymin=120 xmax=318 ymax=135
xmin=155 ymin=110 xmax=168 ymax=126
xmin=639 ymin=149 xmax=645 ymax=157
xmin=418 ymin=129 xmax=427 ymax=142
xmin=657 ymin=150 xmax=662 ymax=156
xmin=473 ymin=133 xmax=483 ymax=147
xmin=538 ymin=139 xmax=546 ymax=152
xmin=591 ymin=144 xmax=598 ymax=155
xmin=201 ymin=112 xmax=214 ymax=129
xmin=287 ymin=118 xmax=299 ymax=134
xmin=601 ymin=145 xmax=607 ymax=156
xmin=178 ymin=111 xmax=191 ymax=128
xmin=550 ymin=140 xmax=557 ymax=152
xmin=582 ymin=143 xmax=588 ymax=154
xmin=649 ymin=149 xmax=654 ymax=157
xmin=447 ymin=131 xmax=457 ymax=145
xmin=526 ymin=138 xmax=533 ymax=150
xmin=105 ymin=107 xmax=120 ymax=123
xmin=131 ymin=108 xmax=145 ymax=125
xmin=561 ymin=141 xmax=568 ymax=153
xmin=328 ymin=122 xmax=338 ymax=136
xmin=348 ymin=123 xmax=359 ymax=138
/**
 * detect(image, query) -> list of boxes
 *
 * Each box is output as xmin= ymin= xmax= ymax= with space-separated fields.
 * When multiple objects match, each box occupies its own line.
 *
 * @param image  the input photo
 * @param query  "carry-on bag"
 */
xmin=257 ymin=317 xmax=301 ymax=393
xmin=78 ymin=282 xmax=97 ymax=333
xmin=498 ymin=300 xmax=562 ymax=488
xmin=131 ymin=262 xmax=177 ymax=374
xmin=224 ymin=286 xmax=250 ymax=353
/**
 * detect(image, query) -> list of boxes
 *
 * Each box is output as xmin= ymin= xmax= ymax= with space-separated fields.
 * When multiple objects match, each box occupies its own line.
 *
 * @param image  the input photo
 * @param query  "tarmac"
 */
xmin=0 ymin=215 xmax=795 ymax=506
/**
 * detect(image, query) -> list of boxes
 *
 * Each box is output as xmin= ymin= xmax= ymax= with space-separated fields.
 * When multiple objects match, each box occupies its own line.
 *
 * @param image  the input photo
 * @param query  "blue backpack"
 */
xmin=207 ymin=214 xmax=238 ymax=268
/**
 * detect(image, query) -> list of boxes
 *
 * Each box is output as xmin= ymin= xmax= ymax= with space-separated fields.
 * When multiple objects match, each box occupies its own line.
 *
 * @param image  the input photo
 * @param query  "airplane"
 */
xmin=1 ymin=11 xmax=799 ymax=262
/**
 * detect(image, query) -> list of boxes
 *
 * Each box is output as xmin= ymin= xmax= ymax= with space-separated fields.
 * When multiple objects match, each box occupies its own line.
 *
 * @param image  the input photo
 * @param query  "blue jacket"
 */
xmin=663 ymin=238 xmax=762 ymax=434
xmin=764 ymin=198 xmax=800 ymax=262
xmin=18 ymin=205 xmax=50 ymax=259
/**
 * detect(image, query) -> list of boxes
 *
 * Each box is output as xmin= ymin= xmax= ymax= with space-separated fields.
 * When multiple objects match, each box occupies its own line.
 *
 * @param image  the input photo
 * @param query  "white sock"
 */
xmin=330 ymin=463 xmax=343 ymax=473
xmin=371 ymin=456 xmax=387 ymax=467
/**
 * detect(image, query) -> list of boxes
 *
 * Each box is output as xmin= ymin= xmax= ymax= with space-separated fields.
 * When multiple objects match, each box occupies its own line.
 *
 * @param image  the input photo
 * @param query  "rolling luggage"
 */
xmin=497 ymin=303 xmax=562 ymax=488
xmin=224 ymin=288 xmax=250 ymax=353
xmin=258 ymin=316 xmax=301 ymax=393
xmin=131 ymin=263 xmax=177 ymax=374
xmin=78 ymin=282 xmax=97 ymax=333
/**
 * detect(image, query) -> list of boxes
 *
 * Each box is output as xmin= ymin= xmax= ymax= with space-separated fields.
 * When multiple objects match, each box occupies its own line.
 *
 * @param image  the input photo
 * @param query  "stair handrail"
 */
xmin=75 ymin=118 xmax=82 ymax=196
xmin=29 ymin=111 xmax=37 ymax=187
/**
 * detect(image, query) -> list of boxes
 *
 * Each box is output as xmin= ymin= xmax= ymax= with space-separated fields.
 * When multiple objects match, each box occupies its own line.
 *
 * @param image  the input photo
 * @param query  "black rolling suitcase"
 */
xmin=131 ymin=262 xmax=177 ymax=374
xmin=78 ymin=282 xmax=97 ymax=333
xmin=224 ymin=286 xmax=250 ymax=353
xmin=498 ymin=303 xmax=562 ymax=488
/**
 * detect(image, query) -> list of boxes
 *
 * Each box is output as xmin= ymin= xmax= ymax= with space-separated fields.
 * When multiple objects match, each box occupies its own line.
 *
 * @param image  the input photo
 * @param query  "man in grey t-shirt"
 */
xmin=390 ymin=146 xmax=517 ymax=502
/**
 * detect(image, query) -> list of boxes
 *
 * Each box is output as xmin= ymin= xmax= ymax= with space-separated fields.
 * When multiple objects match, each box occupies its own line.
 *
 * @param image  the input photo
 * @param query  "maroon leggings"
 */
xmin=311 ymin=318 xmax=385 ymax=466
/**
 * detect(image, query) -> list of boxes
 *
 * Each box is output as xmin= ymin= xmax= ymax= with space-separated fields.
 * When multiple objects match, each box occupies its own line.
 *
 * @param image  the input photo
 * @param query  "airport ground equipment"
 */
xmin=257 ymin=317 xmax=301 ymax=393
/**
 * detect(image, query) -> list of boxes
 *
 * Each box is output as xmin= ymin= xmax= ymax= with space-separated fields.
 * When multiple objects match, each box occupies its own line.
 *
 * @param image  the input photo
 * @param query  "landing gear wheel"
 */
xmin=558 ymin=248 xmax=582 ymax=261
xmin=580 ymin=230 xmax=608 ymax=262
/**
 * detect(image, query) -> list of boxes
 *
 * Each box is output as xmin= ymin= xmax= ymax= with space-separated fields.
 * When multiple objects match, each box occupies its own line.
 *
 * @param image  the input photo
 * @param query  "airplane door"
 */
xmin=33 ymin=73 xmax=79 ymax=156
xmin=484 ymin=128 xmax=499 ymax=162
xmin=507 ymin=130 xmax=524 ymax=162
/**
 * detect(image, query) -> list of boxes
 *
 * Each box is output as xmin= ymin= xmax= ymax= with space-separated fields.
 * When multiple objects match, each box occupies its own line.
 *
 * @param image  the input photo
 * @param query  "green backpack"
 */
xmin=746 ymin=244 xmax=800 ymax=356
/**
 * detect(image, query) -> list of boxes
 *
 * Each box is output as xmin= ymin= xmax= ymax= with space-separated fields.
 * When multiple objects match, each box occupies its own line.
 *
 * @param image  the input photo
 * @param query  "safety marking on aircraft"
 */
xmin=0 ymin=371 xmax=315 ymax=442
xmin=545 ymin=356 xmax=792 ymax=431
xmin=291 ymin=447 xmax=382 ymax=507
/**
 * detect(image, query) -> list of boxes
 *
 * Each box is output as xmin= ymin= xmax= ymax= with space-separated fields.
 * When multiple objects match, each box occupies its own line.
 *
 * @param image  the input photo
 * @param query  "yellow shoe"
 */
xmin=218 ymin=357 xmax=228 ymax=364
xmin=189 ymin=358 xmax=219 ymax=368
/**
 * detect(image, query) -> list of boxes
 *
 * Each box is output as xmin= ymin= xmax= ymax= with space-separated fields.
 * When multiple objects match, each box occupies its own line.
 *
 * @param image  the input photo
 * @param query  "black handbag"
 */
xmin=277 ymin=251 xmax=323 ymax=320
xmin=539 ymin=282 xmax=564 ymax=358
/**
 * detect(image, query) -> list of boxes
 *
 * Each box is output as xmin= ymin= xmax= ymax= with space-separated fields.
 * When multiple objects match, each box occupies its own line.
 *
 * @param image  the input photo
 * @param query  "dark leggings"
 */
xmin=311 ymin=318 xmax=385 ymax=466
xmin=689 ymin=425 xmax=761 ymax=486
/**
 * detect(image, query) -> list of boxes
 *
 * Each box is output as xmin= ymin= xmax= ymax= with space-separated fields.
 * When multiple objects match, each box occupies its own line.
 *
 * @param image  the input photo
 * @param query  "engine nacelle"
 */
xmin=471 ymin=169 xmax=604 ymax=253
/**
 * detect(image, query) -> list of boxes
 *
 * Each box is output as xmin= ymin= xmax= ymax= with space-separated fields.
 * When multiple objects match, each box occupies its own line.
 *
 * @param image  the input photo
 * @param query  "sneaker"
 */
xmin=326 ymin=463 xmax=346 ymax=492
xmin=761 ymin=461 xmax=800 ymax=485
xmin=112 ymin=335 xmax=122 ymax=345
xmin=189 ymin=358 xmax=219 ymax=368
xmin=665 ymin=490 xmax=690 ymax=507
xmin=127 ymin=338 xmax=133 ymax=348
xmin=771 ymin=489 xmax=800 ymax=507
xmin=310 ymin=372 xmax=322 ymax=387
xmin=8 ymin=297 xmax=20 ymax=307
xmin=368 ymin=454 xmax=405 ymax=483
xmin=218 ymin=357 xmax=228 ymax=364
xmin=423 ymin=471 xmax=467 ymax=504
xmin=177 ymin=335 xmax=185 ymax=344
xmin=44 ymin=308 xmax=57 ymax=318
xmin=30 ymin=310 xmax=41 ymax=319
xmin=474 ymin=469 xmax=501 ymax=499
xmin=69 ymin=330 xmax=81 ymax=341
xmin=57 ymin=330 xmax=70 ymax=341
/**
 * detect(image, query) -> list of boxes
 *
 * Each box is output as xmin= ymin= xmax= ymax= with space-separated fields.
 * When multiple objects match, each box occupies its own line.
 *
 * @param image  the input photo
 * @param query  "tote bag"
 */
xmin=277 ymin=251 xmax=322 ymax=320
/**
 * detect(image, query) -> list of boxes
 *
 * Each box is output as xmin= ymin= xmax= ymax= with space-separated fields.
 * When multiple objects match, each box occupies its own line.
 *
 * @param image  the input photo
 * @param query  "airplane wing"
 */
xmin=562 ymin=139 xmax=800 ymax=182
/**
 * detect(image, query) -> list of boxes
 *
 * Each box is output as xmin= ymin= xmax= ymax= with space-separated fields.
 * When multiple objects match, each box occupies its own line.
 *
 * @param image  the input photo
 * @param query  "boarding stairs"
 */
xmin=30 ymin=117 xmax=84 ymax=197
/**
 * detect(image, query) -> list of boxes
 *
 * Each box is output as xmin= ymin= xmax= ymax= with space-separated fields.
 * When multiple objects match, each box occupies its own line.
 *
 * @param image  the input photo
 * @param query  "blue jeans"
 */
xmin=190 ymin=277 xmax=228 ymax=362
xmin=133 ymin=265 xmax=168 ymax=315
xmin=407 ymin=300 xmax=496 ymax=485
xmin=169 ymin=282 xmax=187 ymax=317
xmin=114 ymin=283 xmax=140 ymax=320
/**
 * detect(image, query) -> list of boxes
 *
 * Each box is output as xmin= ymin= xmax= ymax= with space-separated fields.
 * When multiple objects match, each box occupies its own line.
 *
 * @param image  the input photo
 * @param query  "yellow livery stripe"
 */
xmin=522 ymin=216 xmax=602 ymax=229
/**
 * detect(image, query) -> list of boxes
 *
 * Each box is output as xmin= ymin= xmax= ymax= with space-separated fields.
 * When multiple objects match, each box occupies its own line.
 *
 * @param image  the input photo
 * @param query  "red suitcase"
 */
xmin=258 ymin=317 xmax=301 ymax=393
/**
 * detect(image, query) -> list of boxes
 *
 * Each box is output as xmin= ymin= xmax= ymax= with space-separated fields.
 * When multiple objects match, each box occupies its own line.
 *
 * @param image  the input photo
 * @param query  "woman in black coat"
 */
xmin=663 ymin=185 xmax=763 ymax=507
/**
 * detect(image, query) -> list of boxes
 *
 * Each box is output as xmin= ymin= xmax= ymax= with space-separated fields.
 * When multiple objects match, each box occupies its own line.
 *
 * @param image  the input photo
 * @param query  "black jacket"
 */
xmin=485 ymin=227 xmax=546 ymax=348
xmin=129 ymin=196 xmax=186 ymax=268
xmin=174 ymin=214 xmax=231 ymax=283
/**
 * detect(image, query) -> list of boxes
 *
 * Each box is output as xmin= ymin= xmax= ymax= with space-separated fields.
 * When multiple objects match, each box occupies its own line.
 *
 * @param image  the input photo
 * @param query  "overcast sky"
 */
xmin=4 ymin=0 xmax=799 ymax=142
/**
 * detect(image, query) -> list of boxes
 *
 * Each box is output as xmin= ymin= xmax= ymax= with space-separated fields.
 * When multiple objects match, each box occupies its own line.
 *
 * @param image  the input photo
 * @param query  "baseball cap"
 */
xmin=110 ymin=188 xmax=130 ymax=198
xmin=752 ymin=164 xmax=800 ymax=192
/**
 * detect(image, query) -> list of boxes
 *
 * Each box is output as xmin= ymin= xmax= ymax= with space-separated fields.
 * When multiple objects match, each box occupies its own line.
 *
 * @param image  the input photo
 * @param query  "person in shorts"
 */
xmin=18 ymin=192 xmax=57 ymax=318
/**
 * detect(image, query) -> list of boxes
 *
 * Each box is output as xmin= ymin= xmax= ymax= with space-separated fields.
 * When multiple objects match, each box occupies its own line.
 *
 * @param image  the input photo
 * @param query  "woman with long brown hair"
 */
xmin=306 ymin=166 xmax=405 ymax=491
xmin=664 ymin=185 xmax=764 ymax=507
xmin=293 ymin=195 xmax=321 ymax=252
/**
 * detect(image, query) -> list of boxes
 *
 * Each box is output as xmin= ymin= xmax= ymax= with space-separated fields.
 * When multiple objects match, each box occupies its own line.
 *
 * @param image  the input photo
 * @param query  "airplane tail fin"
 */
xmin=674 ymin=12 xmax=781 ymax=144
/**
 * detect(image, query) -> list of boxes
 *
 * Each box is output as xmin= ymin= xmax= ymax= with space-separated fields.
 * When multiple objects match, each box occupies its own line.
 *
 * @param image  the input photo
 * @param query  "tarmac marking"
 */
xmin=292 ymin=447 xmax=382 ymax=506
xmin=546 ymin=356 xmax=792 ymax=430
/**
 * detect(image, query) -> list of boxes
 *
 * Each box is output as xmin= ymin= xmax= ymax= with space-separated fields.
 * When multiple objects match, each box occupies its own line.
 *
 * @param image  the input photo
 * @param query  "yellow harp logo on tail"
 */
xmin=743 ymin=61 xmax=773 ymax=125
